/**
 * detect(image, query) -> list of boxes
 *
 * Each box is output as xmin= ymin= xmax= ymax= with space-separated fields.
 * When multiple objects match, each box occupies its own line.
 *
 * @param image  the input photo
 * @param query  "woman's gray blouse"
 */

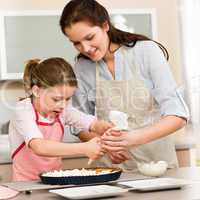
xmin=71 ymin=41 xmax=189 ymax=135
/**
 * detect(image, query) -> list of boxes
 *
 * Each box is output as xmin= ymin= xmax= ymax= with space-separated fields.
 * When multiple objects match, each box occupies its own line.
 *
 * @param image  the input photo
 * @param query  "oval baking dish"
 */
xmin=40 ymin=167 xmax=122 ymax=185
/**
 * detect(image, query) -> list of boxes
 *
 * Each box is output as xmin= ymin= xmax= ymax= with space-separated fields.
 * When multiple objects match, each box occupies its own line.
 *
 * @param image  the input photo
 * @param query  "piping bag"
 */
xmin=88 ymin=111 xmax=129 ymax=165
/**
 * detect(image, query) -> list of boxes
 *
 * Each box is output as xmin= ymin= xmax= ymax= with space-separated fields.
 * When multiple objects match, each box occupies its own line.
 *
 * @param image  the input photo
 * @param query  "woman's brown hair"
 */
xmin=59 ymin=0 xmax=169 ymax=60
xmin=23 ymin=57 xmax=77 ymax=96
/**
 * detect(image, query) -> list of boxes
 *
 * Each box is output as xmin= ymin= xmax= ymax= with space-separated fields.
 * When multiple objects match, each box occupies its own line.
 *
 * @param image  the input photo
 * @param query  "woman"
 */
xmin=59 ymin=0 xmax=189 ymax=171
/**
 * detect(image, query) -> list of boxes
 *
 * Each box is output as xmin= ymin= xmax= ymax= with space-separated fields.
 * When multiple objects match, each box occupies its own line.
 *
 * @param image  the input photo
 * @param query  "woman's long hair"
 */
xmin=60 ymin=0 xmax=169 ymax=60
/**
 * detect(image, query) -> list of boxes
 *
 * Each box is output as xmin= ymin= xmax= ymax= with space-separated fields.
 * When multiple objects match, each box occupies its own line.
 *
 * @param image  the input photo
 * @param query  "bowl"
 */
xmin=137 ymin=161 xmax=168 ymax=177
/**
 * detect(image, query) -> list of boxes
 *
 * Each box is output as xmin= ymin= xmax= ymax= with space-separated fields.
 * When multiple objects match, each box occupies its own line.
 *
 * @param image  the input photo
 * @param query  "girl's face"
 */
xmin=32 ymin=84 xmax=77 ymax=117
xmin=64 ymin=21 xmax=110 ymax=61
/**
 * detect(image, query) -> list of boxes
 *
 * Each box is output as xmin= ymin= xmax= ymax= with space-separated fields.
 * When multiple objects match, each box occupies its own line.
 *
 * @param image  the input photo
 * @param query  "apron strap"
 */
xmin=120 ymin=46 xmax=138 ymax=77
xmin=11 ymin=142 xmax=25 ymax=160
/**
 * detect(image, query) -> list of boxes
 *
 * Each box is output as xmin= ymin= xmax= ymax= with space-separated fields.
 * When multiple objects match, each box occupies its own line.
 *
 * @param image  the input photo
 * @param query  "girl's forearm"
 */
xmin=29 ymin=138 xmax=86 ymax=157
xmin=130 ymin=116 xmax=186 ymax=146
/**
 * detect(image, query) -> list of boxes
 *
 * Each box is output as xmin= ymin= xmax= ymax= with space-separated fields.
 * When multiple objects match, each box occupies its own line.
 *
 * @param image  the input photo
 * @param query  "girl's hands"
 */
xmin=90 ymin=120 xmax=114 ymax=135
xmin=83 ymin=134 xmax=131 ymax=164
xmin=84 ymin=137 xmax=105 ymax=160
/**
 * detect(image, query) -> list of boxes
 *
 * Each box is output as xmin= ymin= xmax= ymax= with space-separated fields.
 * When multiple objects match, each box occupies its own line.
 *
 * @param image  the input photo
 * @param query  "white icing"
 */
xmin=42 ymin=169 xmax=113 ymax=177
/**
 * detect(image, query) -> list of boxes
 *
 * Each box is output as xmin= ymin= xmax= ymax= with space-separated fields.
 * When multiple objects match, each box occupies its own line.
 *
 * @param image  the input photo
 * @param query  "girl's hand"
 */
xmin=84 ymin=137 xmax=105 ymax=160
xmin=101 ymin=130 xmax=136 ymax=152
xmin=90 ymin=120 xmax=113 ymax=135
xmin=107 ymin=150 xmax=130 ymax=164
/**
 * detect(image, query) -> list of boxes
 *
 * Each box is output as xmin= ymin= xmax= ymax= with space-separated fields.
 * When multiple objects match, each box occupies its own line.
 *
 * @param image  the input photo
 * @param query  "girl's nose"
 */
xmin=57 ymin=100 xmax=66 ymax=109
xmin=59 ymin=104 xmax=65 ymax=110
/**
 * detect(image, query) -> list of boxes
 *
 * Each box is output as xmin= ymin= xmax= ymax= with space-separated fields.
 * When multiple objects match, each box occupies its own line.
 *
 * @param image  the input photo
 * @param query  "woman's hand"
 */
xmin=101 ymin=130 xmax=137 ymax=152
xmin=90 ymin=120 xmax=114 ymax=135
xmin=84 ymin=137 xmax=105 ymax=160
xmin=107 ymin=150 xmax=130 ymax=164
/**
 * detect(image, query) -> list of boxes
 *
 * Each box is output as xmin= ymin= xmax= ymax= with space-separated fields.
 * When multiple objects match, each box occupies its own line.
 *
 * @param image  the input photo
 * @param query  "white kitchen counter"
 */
xmin=4 ymin=167 xmax=200 ymax=200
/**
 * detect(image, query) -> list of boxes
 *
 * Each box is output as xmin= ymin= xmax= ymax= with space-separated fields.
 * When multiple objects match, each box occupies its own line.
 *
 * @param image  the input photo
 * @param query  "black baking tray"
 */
xmin=39 ymin=167 xmax=122 ymax=185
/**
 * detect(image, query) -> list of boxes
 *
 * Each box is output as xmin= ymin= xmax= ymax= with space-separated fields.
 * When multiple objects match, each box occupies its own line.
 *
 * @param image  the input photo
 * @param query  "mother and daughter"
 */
xmin=9 ymin=0 xmax=189 ymax=181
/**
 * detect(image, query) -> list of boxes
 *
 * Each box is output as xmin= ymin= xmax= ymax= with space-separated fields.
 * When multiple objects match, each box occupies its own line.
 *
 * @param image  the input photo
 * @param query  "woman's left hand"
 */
xmin=101 ymin=130 xmax=134 ymax=151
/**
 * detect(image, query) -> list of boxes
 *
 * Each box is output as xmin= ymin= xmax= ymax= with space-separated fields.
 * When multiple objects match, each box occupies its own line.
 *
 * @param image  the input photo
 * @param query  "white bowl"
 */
xmin=137 ymin=161 xmax=168 ymax=177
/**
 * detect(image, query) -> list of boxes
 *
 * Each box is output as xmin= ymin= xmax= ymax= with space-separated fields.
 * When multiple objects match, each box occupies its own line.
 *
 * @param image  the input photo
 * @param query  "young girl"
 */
xmin=9 ymin=57 xmax=112 ymax=181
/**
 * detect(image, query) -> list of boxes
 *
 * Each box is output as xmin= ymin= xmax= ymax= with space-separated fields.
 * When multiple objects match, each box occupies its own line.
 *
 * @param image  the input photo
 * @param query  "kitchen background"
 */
xmin=0 ymin=0 xmax=199 ymax=168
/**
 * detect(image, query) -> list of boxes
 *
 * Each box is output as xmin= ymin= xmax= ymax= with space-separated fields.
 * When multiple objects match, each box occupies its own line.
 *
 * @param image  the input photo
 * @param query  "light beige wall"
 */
xmin=0 ymin=0 xmax=183 ymax=101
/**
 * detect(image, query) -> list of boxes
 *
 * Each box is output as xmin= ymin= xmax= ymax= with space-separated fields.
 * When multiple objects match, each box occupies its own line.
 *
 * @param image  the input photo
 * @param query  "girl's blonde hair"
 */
xmin=23 ymin=57 xmax=77 ymax=96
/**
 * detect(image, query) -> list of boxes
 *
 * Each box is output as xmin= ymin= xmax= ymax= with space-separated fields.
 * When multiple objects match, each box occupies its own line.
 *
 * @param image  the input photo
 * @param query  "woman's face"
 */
xmin=64 ymin=21 xmax=110 ymax=61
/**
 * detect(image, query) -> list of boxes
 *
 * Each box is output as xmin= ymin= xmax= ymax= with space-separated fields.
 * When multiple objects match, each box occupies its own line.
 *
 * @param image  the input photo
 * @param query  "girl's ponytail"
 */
xmin=23 ymin=59 xmax=40 ymax=96
xmin=23 ymin=57 xmax=77 ymax=98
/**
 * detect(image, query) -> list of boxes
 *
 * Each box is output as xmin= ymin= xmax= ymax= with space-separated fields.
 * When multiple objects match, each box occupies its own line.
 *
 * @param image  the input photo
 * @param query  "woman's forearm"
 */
xmin=130 ymin=115 xmax=186 ymax=146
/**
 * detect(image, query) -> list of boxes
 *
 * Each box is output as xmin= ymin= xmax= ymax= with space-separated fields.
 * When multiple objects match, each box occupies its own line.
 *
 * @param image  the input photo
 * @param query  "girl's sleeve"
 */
xmin=63 ymin=102 xmax=96 ymax=131
xmin=13 ymin=102 xmax=43 ymax=145
xmin=139 ymin=41 xmax=189 ymax=120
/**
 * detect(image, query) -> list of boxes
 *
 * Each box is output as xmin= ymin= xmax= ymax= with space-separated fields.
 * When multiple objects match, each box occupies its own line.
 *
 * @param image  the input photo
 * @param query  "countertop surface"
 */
xmin=2 ymin=167 xmax=200 ymax=200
